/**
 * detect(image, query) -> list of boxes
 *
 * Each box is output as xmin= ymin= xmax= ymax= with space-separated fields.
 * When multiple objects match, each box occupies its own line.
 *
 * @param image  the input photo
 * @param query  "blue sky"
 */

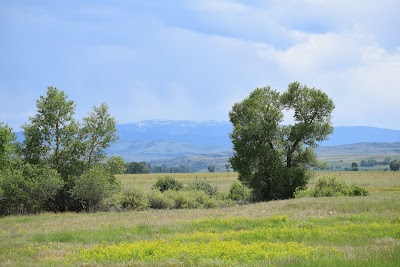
xmin=1 ymin=0 xmax=400 ymax=131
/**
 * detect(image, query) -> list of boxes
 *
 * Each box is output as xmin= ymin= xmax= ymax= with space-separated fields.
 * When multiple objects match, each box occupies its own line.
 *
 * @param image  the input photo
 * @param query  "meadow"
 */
xmin=0 ymin=171 xmax=399 ymax=266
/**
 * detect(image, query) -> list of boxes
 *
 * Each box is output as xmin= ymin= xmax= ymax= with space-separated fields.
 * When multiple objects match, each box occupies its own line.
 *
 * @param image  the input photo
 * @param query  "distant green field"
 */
xmin=1 ymin=171 xmax=399 ymax=266
xmin=117 ymin=171 xmax=400 ymax=195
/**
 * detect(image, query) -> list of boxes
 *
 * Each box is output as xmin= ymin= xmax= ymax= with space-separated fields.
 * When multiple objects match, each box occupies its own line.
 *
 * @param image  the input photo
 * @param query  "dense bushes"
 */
xmin=98 ymin=176 xmax=241 ymax=212
xmin=0 ymin=164 xmax=64 ymax=215
xmin=152 ymin=176 xmax=183 ymax=192
xmin=295 ymin=176 xmax=369 ymax=198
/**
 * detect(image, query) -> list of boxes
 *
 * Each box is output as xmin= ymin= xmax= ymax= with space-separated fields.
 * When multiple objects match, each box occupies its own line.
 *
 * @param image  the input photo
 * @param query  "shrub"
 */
xmin=0 ymin=164 xmax=64 ymax=215
xmin=164 ymin=190 xmax=198 ymax=209
xmin=313 ymin=176 xmax=349 ymax=197
xmin=121 ymin=187 xmax=149 ymax=211
xmin=148 ymin=191 xmax=175 ymax=209
xmin=100 ymin=193 xmax=124 ymax=212
xmin=152 ymin=176 xmax=183 ymax=192
xmin=350 ymin=185 xmax=369 ymax=196
xmin=295 ymin=176 xmax=369 ymax=198
xmin=73 ymin=166 xmax=121 ymax=212
xmin=189 ymin=181 xmax=218 ymax=196
xmin=228 ymin=181 xmax=251 ymax=202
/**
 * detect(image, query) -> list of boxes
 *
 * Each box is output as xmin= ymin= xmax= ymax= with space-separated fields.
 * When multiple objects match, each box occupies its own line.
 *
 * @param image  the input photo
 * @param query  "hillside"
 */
xmin=106 ymin=121 xmax=400 ymax=162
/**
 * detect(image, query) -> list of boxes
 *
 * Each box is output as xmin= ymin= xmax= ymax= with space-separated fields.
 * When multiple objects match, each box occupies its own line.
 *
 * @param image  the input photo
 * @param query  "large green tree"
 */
xmin=229 ymin=82 xmax=335 ymax=201
xmin=22 ymin=87 xmax=118 ymax=211
xmin=22 ymin=86 xmax=77 ymax=173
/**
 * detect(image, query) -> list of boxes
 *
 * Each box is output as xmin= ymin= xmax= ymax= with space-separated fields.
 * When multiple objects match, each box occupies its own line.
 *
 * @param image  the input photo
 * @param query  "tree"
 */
xmin=390 ymin=159 xmax=400 ymax=171
xmin=21 ymin=87 xmax=119 ymax=212
xmin=125 ymin=161 xmax=151 ymax=174
xmin=208 ymin=165 xmax=216 ymax=173
xmin=22 ymin=86 xmax=77 ymax=173
xmin=0 ymin=123 xmax=21 ymax=171
xmin=81 ymin=103 xmax=118 ymax=166
xmin=351 ymin=162 xmax=359 ymax=171
xmin=229 ymin=82 xmax=334 ymax=201
xmin=105 ymin=156 xmax=126 ymax=174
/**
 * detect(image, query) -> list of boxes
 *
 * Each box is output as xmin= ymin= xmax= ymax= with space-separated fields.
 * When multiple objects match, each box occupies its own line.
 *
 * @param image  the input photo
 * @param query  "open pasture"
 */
xmin=0 ymin=171 xmax=399 ymax=266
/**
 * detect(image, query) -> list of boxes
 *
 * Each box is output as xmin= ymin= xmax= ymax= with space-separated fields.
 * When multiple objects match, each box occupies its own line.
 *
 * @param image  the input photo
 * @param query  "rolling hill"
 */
xmin=106 ymin=120 xmax=400 ymax=162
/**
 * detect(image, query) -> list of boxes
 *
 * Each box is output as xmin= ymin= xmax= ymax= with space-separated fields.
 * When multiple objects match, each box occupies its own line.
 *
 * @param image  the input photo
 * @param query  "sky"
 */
xmin=1 ymin=0 xmax=400 ymax=131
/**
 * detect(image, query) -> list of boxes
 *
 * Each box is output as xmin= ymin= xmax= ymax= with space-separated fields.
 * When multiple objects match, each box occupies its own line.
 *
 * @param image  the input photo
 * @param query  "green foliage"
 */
xmin=152 ymin=176 xmax=183 ymax=192
xmin=207 ymin=165 xmax=216 ymax=172
xmin=20 ymin=87 xmax=118 ymax=212
xmin=228 ymin=181 xmax=251 ymax=202
xmin=350 ymin=185 xmax=369 ymax=196
xmin=81 ymin=103 xmax=118 ymax=166
xmin=295 ymin=176 xmax=369 ymax=198
xmin=105 ymin=156 xmax=126 ymax=174
xmin=148 ymin=191 xmax=176 ymax=209
xmin=125 ymin=161 xmax=151 ymax=174
xmin=121 ymin=187 xmax=149 ymax=211
xmin=229 ymin=82 xmax=334 ymax=201
xmin=0 ymin=123 xmax=21 ymax=171
xmin=351 ymin=162 xmax=359 ymax=171
xmin=0 ymin=164 xmax=63 ymax=215
xmin=188 ymin=180 xmax=218 ymax=196
xmin=390 ymin=159 xmax=400 ymax=171
xmin=73 ymin=166 xmax=121 ymax=212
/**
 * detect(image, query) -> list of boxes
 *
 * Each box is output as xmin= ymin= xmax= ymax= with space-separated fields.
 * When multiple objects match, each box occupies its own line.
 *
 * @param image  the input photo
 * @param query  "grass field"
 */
xmin=1 ymin=171 xmax=399 ymax=266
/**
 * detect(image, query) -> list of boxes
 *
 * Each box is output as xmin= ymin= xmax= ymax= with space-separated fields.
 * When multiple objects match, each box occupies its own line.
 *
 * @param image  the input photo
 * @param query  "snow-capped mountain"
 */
xmin=106 ymin=120 xmax=400 ymax=161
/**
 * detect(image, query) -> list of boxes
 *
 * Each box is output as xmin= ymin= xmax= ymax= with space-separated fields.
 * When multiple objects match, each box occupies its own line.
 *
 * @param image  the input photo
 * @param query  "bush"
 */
xmin=350 ymin=185 xmax=369 ymax=196
xmin=148 ymin=191 xmax=175 ymax=209
xmin=100 ymin=193 xmax=124 ymax=212
xmin=188 ymin=181 xmax=218 ymax=196
xmin=121 ymin=187 xmax=149 ymax=211
xmin=295 ymin=176 xmax=369 ymax=198
xmin=73 ymin=166 xmax=121 ymax=212
xmin=313 ymin=176 xmax=349 ymax=197
xmin=152 ymin=176 xmax=183 ymax=192
xmin=0 ymin=164 xmax=64 ymax=215
xmin=228 ymin=181 xmax=251 ymax=202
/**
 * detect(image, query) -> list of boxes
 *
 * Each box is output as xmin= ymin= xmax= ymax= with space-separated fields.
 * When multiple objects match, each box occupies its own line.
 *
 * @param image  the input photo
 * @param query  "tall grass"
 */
xmin=0 ymin=171 xmax=399 ymax=266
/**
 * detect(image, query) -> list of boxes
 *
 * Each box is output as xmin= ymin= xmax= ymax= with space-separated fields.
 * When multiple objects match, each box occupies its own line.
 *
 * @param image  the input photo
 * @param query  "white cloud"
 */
xmin=1 ymin=0 xmax=400 ymax=130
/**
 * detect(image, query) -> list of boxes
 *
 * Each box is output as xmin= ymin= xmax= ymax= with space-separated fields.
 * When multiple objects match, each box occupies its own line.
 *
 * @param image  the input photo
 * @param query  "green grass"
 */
xmin=0 ymin=171 xmax=400 ymax=266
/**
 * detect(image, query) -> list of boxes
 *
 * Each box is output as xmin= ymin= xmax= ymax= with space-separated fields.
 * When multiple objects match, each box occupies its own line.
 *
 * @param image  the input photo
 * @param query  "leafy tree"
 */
xmin=383 ymin=157 xmax=391 ymax=165
xmin=125 ymin=161 xmax=151 ymax=174
xmin=81 ymin=103 xmax=118 ymax=166
xmin=225 ymin=164 xmax=230 ymax=172
xmin=229 ymin=82 xmax=334 ymax=201
xmin=390 ymin=159 xmax=400 ymax=171
xmin=0 ymin=123 xmax=21 ymax=171
xmin=73 ymin=165 xmax=120 ymax=212
xmin=22 ymin=86 xmax=77 ymax=173
xmin=105 ymin=156 xmax=126 ymax=174
xmin=208 ymin=165 xmax=216 ymax=173
xmin=351 ymin=162 xmax=359 ymax=171
xmin=21 ymin=87 xmax=118 ymax=212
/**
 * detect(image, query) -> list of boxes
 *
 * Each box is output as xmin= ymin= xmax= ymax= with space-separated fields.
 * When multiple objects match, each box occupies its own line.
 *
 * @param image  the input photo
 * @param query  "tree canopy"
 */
xmin=229 ymin=82 xmax=335 ymax=201
xmin=0 ymin=86 xmax=119 ymax=214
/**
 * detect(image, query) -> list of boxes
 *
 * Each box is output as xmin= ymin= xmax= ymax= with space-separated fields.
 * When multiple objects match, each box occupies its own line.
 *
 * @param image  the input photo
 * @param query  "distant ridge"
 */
xmin=323 ymin=126 xmax=400 ymax=146
xmin=106 ymin=121 xmax=400 ymax=161
xmin=14 ymin=120 xmax=400 ymax=161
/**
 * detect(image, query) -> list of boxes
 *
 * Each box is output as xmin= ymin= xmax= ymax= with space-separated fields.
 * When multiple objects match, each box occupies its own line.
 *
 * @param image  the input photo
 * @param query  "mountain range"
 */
xmin=106 ymin=120 xmax=400 ymax=162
